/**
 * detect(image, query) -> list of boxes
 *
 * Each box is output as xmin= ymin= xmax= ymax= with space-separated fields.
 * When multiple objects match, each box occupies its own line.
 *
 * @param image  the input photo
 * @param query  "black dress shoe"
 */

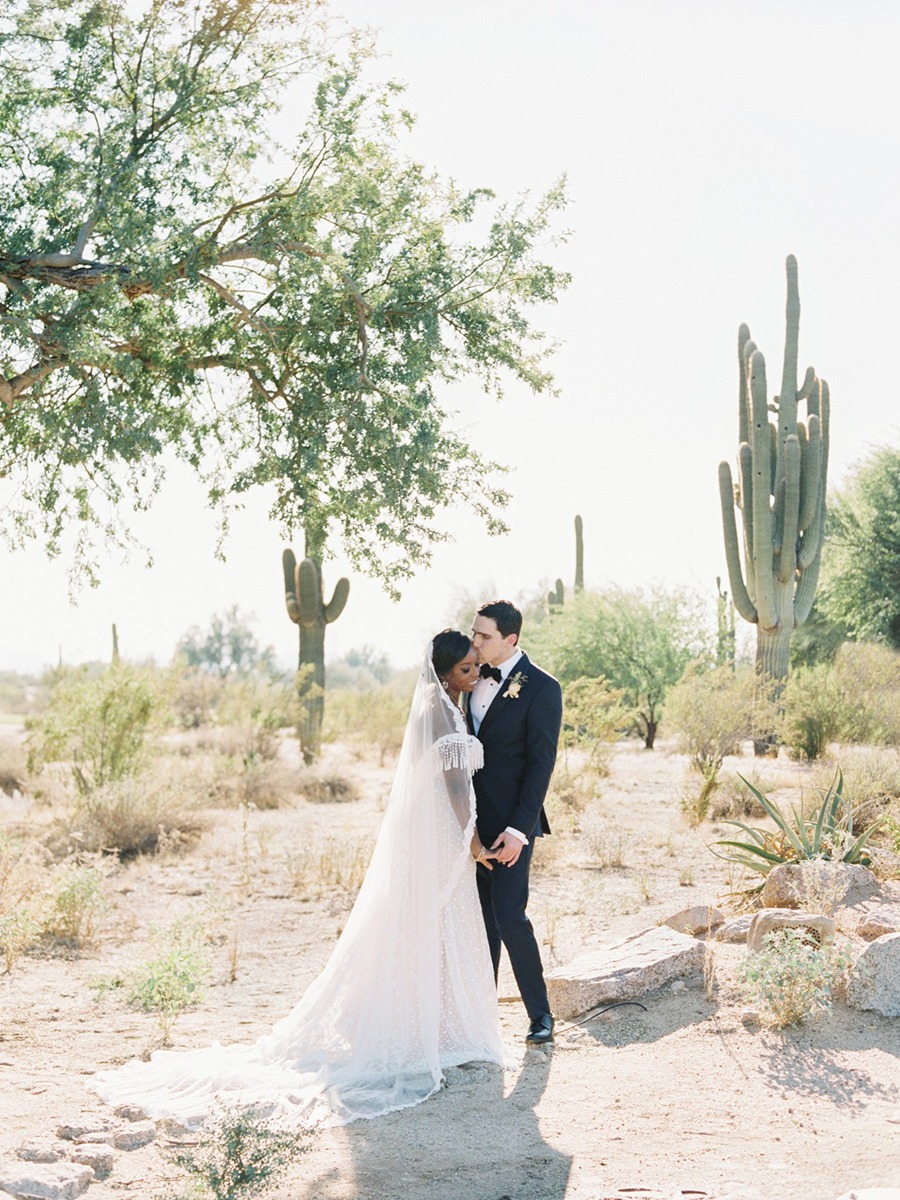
xmin=526 ymin=1013 xmax=554 ymax=1044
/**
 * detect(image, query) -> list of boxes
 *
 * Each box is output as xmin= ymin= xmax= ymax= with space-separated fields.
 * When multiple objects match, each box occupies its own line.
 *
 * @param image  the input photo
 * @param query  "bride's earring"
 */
xmin=440 ymin=679 xmax=450 ymax=691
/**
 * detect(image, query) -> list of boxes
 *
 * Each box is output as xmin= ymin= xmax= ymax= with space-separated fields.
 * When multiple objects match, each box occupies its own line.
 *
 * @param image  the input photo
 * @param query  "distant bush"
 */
xmin=60 ymin=773 xmax=207 ymax=858
xmin=561 ymin=676 xmax=628 ymax=776
xmin=782 ymin=663 xmax=846 ymax=761
xmin=27 ymin=664 xmax=163 ymax=794
xmin=832 ymin=642 xmax=900 ymax=744
xmin=0 ymin=739 xmax=28 ymax=796
xmin=41 ymin=862 xmax=108 ymax=948
xmin=324 ymin=684 xmax=410 ymax=765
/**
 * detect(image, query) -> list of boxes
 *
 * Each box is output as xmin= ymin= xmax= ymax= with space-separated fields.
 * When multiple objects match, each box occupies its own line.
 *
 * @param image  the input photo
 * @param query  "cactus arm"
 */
xmin=574 ymin=514 xmax=584 ymax=592
xmin=798 ymin=414 xmax=821 ymax=533
xmin=738 ymin=442 xmax=755 ymax=597
xmin=769 ymin=421 xmax=778 ymax=495
xmin=777 ymin=255 xmax=801 ymax=471
xmin=749 ymin=350 xmax=777 ymax=629
xmin=772 ymin=476 xmax=786 ymax=555
xmin=719 ymin=462 xmax=758 ymax=623
xmin=282 ymin=549 xmax=301 ymax=624
xmin=298 ymin=557 xmax=321 ymax=628
xmin=797 ymin=365 xmax=816 ymax=404
xmin=777 ymin=435 xmax=801 ymax=583
xmin=794 ymin=547 xmax=822 ymax=626
xmin=738 ymin=324 xmax=751 ymax=446
xmin=324 ymin=577 xmax=350 ymax=623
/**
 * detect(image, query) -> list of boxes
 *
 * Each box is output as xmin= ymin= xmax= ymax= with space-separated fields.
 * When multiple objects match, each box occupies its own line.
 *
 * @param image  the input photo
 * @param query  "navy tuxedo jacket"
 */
xmin=467 ymin=652 xmax=563 ymax=845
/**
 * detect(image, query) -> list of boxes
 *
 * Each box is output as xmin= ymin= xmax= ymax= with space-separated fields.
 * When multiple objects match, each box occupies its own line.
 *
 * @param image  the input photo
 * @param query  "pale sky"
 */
xmin=4 ymin=0 xmax=900 ymax=674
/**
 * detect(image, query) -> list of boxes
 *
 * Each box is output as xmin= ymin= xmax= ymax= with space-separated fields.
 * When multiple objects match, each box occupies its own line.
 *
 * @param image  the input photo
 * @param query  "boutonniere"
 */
xmin=505 ymin=671 xmax=528 ymax=699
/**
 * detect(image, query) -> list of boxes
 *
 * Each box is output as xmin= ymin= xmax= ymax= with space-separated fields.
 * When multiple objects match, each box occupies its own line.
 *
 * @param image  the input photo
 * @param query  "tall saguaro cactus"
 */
xmin=574 ymin=514 xmax=584 ymax=593
xmin=718 ymin=255 xmax=830 ymax=685
xmin=282 ymin=548 xmax=350 ymax=763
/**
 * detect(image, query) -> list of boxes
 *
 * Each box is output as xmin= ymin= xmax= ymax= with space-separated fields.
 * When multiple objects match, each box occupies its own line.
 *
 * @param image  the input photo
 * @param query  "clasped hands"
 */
xmin=471 ymin=830 xmax=524 ymax=870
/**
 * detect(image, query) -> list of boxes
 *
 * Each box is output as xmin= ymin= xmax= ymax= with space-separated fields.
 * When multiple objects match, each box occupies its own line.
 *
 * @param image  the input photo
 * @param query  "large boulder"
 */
xmin=546 ymin=926 xmax=705 ymax=1019
xmin=847 ymin=932 xmax=900 ymax=1017
xmin=762 ymin=862 xmax=877 ymax=910
xmin=747 ymin=908 xmax=836 ymax=952
xmin=0 ymin=1161 xmax=93 ymax=1200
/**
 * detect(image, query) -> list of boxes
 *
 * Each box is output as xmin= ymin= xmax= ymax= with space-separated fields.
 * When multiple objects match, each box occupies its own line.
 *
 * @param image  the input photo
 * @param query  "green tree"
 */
xmin=530 ymin=588 xmax=709 ymax=749
xmin=819 ymin=446 xmax=900 ymax=648
xmin=0 ymin=0 xmax=568 ymax=588
xmin=175 ymin=606 xmax=274 ymax=679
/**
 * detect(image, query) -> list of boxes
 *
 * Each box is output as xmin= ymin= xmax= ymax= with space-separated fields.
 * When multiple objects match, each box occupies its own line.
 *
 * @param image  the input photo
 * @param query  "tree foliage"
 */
xmin=175 ymin=605 xmax=274 ymax=679
xmin=820 ymin=446 xmax=900 ymax=647
xmin=0 ymin=0 xmax=569 ymax=587
xmin=529 ymin=588 xmax=709 ymax=748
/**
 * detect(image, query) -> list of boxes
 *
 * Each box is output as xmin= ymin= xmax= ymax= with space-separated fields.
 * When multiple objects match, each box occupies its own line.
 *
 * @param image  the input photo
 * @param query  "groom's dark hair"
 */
xmin=477 ymin=600 xmax=522 ymax=641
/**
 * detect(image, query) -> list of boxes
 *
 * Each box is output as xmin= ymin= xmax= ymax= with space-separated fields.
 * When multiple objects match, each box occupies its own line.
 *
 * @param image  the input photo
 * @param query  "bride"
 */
xmin=90 ymin=631 xmax=504 ymax=1127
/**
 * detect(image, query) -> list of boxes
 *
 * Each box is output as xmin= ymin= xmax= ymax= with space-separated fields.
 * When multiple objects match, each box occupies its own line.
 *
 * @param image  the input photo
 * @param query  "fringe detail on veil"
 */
xmin=434 ymin=735 xmax=483 ymax=773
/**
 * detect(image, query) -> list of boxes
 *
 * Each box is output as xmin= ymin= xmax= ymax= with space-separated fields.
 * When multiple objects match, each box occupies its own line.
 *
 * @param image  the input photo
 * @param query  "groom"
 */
xmin=468 ymin=599 xmax=562 ymax=1045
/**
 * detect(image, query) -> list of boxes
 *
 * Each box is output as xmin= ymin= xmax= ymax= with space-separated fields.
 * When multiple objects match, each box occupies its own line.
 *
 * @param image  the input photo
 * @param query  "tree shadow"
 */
xmin=751 ymin=1011 xmax=900 ymax=1109
xmin=292 ymin=1051 xmax=571 ymax=1200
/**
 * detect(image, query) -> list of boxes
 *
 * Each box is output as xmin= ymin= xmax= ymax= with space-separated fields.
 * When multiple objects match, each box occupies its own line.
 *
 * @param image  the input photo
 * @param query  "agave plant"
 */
xmin=712 ymin=771 xmax=883 ymax=883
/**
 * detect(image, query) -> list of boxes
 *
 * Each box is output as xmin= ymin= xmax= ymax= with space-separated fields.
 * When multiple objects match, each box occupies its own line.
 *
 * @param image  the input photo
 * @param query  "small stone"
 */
xmin=15 ymin=1142 xmax=68 ymax=1165
xmin=67 ymin=1147 xmax=113 ymax=1179
xmin=662 ymin=905 xmax=724 ymax=936
xmin=833 ymin=1190 xmax=900 ymax=1200
xmin=112 ymin=1104 xmax=148 ymax=1122
xmin=856 ymin=907 xmax=900 ymax=941
xmin=739 ymin=1008 xmax=760 ymax=1025
xmin=111 ymin=1121 xmax=156 ymax=1150
xmin=0 ymin=1160 xmax=93 ymax=1199
xmin=747 ymin=908 xmax=835 ymax=952
xmin=55 ymin=1118 xmax=116 ymax=1143
xmin=669 ymin=979 xmax=686 ymax=993
xmin=715 ymin=914 xmax=754 ymax=944
xmin=847 ymin=933 xmax=900 ymax=1017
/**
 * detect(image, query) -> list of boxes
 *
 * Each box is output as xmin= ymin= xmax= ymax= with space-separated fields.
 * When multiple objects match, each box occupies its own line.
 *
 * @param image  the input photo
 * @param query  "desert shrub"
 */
xmin=170 ymin=669 xmax=226 ymax=730
xmin=666 ymin=664 xmax=776 ymax=822
xmin=782 ymin=663 xmax=848 ymax=760
xmin=40 ymin=862 xmax=108 ymax=948
xmin=215 ymin=678 xmax=302 ymax=765
xmin=323 ymin=686 xmax=409 ymax=765
xmin=546 ymin=764 xmax=602 ymax=828
xmin=297 ymin=770 xmax=358 ymax=804
xmin=560 ymin=676 xmax=628 ymax=775
xmin=811 ymin=747 xmax=900 ymax=829
xmin=0 ymin=909 xmax=42 ymax=973
xmin=167 ymin=1104 xmax=305 ymax=1200
xmin=832 ymin=642 xmax=900 ymax=744
xmin=28 ymin=664 xmax=162 ymax=794
xmin=125 ymin=918 xmax=211 ymax=1043
xmin=59 ymin=771 xmax=207 ymax=858
xmin=736 ymin=927 xmax=852 ymax=1027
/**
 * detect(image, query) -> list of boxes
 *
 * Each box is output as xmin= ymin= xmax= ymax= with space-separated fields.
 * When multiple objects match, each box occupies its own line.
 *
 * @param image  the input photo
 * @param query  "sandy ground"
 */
xmin=2 ymin=736 xmax=900 ymax=1200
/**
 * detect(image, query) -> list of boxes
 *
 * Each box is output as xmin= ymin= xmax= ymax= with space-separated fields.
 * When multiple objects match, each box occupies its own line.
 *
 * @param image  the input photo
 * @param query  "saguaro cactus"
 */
xmin=718 ymin=255 xmax=830 ymax=685
xmin=715 ymin=577 xmax=735 ymax=672
xmin=547 ymin=578 xmax=564 ymax=612
xmin=282 ymin=548 xmax=349 ymax=763
xmin=575 ymin=514 xmax=584 ymax=593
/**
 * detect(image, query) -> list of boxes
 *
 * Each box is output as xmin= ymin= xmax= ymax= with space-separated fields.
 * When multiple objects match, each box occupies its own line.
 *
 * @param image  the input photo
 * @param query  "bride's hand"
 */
xmin=471 ymin=840 xmax=495 ymax=870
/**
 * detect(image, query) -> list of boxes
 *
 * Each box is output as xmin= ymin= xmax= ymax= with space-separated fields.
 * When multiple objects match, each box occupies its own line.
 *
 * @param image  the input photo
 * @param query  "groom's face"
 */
xmin=471 ymin=615 xmax=518 ymax=666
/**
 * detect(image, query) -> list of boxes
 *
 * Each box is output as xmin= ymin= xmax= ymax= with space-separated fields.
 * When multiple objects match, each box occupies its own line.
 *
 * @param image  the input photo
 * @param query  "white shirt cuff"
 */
xmin=504 ymin=826 xmax=529 ymax=846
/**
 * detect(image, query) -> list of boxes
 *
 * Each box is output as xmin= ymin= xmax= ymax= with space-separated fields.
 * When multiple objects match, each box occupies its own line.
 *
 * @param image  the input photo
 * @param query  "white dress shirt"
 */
xmin=470 ymin=647 xmax=529 ymax=846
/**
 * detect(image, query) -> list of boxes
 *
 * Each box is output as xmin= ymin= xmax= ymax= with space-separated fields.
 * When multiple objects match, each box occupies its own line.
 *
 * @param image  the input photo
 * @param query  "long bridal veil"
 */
xmin=90 ymin=647 xmax=503 ymax=1127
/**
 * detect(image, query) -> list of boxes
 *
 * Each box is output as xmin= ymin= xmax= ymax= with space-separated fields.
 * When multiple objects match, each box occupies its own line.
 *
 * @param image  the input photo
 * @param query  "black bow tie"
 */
xmin=480 ymin=664 xmax=502 ymax=683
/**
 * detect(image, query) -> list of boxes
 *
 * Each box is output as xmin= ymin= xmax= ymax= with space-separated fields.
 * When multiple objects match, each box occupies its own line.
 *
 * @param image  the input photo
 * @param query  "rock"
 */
xmin=762 ymin=861 xmax=877 ymax=910
xmin=112 ymin=1104 xmax=148 ymax=1122
xmin=55 ymin=1118 xmax=116 ymax=1143
xmin=715 ymin=914 xmax=754 ymax=944
xmin=546 ymin=926 xmax=705 ymax=1019
xmin=855 ymin=906 xmax=900 ymax=941
xmin=111 ymin=1121 xmax=156 ymax=1151
xmin=662 ymin=905 xmax=724 ymax=936
xmin=66 ymin=1147 xmax=113 ymax=1178
xmin=747 ymin=908 xmax=836 ymax=952
xmin=847 ymin=932 xmax=900 ymax=1017
xmin=0 ymin=1161 xmax=93 ymax=1199
xmin=15 ymin=1143 xmax=68 ymax=1165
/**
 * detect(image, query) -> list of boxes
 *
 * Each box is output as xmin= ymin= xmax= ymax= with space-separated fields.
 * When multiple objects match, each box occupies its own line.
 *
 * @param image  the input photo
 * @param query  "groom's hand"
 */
xmin=491 ymin=831 xmax=524 ymax=866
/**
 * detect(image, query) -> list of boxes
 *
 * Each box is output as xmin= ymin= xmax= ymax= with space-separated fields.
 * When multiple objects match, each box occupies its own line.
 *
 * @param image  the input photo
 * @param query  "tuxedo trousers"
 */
xmin=475 ymin=842 xmax=550 ymax=1020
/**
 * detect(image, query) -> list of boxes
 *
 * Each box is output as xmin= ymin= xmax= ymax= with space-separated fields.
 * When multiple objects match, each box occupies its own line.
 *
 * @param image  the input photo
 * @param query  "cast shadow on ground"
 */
xmin=753 ymin=1010 xmax=900 ymax=1109
xmin=578 ymin=987 xmax=719 ymax=1049
xmin=293 ymin=1050 xmax=571 ymax=1200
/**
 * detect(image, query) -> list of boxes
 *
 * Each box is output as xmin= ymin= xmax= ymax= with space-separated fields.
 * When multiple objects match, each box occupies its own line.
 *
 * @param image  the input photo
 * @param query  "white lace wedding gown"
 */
xmin=90 ymin=651 xmax=504 ymax=1127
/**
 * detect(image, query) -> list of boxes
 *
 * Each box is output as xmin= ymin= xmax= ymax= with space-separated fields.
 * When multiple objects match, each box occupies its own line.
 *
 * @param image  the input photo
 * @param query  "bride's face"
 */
xmin=444 ymin=647 xmax=479 ymax=696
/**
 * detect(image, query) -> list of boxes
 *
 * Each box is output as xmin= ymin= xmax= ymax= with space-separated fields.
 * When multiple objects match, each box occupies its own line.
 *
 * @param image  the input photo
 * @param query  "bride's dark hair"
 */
xmin=431 ymin=629 xmax=472 ymax=679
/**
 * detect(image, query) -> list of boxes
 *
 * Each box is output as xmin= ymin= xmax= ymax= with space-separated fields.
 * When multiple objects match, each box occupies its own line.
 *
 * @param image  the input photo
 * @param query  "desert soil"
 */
xmin=2 ymin=734 xmax=899 ymax=1200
